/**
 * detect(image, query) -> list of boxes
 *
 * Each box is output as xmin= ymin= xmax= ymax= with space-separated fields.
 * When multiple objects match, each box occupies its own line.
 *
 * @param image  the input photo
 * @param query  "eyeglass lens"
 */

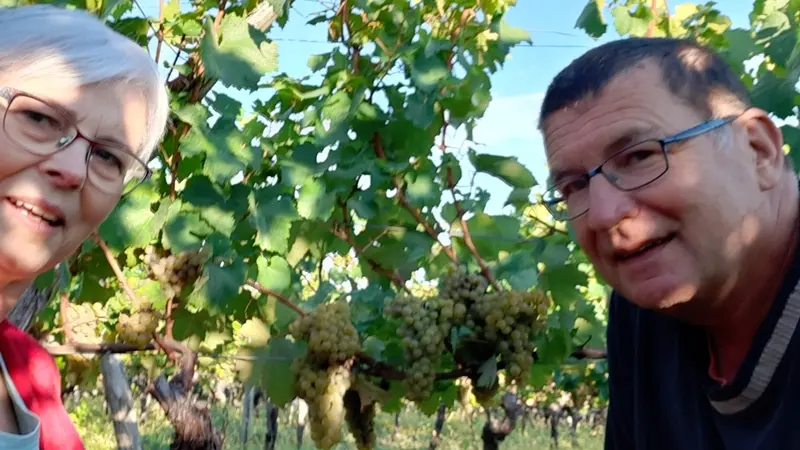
xmin=4 ymin=94 xmax=147 ymax=195
xmin=545 ymin=140 xmax=668 ymax=220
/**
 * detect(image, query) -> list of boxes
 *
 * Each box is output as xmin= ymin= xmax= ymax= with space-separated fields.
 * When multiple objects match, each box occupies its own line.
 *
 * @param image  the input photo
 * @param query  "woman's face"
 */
xmin=0 ymin=77 xmax=149 ymax=283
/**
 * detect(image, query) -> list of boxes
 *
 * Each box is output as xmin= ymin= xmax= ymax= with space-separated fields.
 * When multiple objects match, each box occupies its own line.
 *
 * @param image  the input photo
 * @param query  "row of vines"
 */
xmin=9 ymin=0 xmax=799 ymax=448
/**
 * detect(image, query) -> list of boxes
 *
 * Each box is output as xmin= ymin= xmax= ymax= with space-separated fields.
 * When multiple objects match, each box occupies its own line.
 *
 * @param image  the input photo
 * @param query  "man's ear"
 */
xmin=738 ymin=108 xmax=785 ymax=190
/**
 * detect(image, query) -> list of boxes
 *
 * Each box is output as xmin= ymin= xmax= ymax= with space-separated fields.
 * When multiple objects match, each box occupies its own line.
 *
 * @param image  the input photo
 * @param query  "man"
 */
xmin=538 ymin=37 xmax=800 ymax=449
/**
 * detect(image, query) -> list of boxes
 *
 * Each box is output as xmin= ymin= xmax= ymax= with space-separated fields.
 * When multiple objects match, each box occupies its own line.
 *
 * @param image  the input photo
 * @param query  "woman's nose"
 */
xmin=36 ymin=140 xmax=89 ymax=191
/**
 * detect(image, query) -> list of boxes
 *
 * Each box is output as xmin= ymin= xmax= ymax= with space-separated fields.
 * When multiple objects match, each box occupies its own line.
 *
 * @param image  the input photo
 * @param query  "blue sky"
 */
xmin=142 ymin=0 xmax=753 ymax=214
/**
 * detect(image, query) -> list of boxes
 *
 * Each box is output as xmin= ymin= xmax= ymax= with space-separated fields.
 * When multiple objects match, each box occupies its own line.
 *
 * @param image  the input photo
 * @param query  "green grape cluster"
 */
xmin=288 ymin=302 xmax=361 ymax=365
xmin=343 ymin=386 xmax=376 ymax=450
xmin=384 ymin=294 xmax=451 ymax=401
xmin=292 ymin=358 xmax=351 ymax=450
xmin=62 ymin=302 xmax=104 ymax=389
xmin=440 ymin=267 xmax=550 ymax=394
xmin=438 ymin=266 xmax=489 ymax=312
xmin=63 ymin=302 xmax=104 ymax=343
xmin=115 ymin=300 xmax=160 ymax=348
xmin=142 ymin=246 xmax=206 ymax=299
xmin=384 ymin=266 xmax=551 ymax=408
xmin=471 ymin=291 xmax=549 ymax=384
xmin=288 ymin=302 xmax=362 ymax=450
xmin=64 ymin=354 xmax=101 ymax=389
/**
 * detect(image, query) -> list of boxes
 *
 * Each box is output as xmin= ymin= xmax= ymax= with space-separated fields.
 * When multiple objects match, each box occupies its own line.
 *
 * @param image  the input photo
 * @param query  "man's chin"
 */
xmin=624 ymin=283 xmax=698 ymax=313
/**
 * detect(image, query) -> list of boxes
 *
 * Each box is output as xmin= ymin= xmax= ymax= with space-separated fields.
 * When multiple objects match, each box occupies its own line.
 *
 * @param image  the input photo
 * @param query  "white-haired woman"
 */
xmin=0 ymin=4 xmax=169 ymax=449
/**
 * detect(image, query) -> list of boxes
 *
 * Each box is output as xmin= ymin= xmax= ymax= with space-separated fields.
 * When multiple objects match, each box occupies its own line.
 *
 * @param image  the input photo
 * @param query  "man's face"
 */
xmin=543 ymin=63 xmax=767 ymax=312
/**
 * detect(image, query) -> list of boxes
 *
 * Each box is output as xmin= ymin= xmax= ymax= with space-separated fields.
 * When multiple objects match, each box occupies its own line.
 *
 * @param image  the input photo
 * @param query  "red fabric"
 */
xmin=0 ymin=320 xmax=84 ymax=449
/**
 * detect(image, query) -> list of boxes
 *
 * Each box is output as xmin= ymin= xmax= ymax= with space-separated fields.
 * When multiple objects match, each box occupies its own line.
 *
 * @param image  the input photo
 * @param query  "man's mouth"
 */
xmin=5 ymin=198 xmax=64 ymax=227
xmin=614 ymin=233 xmax=676 ymax=262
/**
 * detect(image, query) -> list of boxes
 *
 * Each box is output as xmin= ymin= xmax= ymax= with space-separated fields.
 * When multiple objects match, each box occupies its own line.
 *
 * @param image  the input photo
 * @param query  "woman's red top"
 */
xmin=0 ymin=320 xmax=84 ymax=449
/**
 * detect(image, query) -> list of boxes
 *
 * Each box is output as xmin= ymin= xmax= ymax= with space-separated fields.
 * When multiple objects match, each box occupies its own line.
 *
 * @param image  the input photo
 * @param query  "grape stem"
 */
xmin=153 ymin=333 xmax=196 ymax=393
xmin=245 ymin=279 xmax=307 ymax=317
xmin=443 ymin=156 xmax=503 ymax=293
xmin=44 ymin=342 xmax=282 ymax=362
xmin=329 ymin=205 xmax=414 ymax=295
xmin=46 ymin=341 xmax=157 ymax=355
xmin=92 ymin=232 xmax=141 ymax=305
xmin=434 ymin=7 xmax=502 ymax=293
xmin=165 ymin=296 xmax=176 ymax=340
xmin=370 ymin=132 xmax=459 ymax=265
xmin=527 ymin=213 xmax=568 ymax=237
xmin=58 ymin=292 xmax=75 ymax=343
xmin=356 ymin=346 xmax=607 ymax=382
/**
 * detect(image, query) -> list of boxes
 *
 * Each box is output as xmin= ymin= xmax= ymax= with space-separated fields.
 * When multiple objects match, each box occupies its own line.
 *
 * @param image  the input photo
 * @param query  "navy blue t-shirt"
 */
xmin=605 ymin=233 xmax=800 ymax=449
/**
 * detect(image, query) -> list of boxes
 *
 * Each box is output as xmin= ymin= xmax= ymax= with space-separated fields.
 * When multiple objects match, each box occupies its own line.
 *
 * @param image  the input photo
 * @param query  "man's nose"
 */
xmin=585 ymin=175 xmax=637 ymax=231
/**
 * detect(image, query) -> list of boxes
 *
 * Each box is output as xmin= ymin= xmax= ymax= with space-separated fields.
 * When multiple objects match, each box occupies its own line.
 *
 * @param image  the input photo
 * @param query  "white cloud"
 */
xmin=471 ymin=92 xmax=546 ymax=147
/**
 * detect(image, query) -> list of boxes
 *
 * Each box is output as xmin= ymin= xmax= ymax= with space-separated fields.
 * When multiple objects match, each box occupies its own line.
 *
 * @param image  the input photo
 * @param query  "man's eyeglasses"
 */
xmin=542 ymin=116 xmax=737 ymax=221
xmin=0 ymin=86 xmax=151 ymax=196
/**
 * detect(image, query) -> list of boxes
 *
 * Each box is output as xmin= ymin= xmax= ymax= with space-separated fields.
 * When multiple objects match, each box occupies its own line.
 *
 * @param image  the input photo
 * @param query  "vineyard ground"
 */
xmin=68 ymin=395 xmax=603 ymax=449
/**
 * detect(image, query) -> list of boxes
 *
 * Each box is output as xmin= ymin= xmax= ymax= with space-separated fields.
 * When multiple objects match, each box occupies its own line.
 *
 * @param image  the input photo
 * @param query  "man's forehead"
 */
xmin=542 ymin=102 xmax=670 ymax=184
xmin=542 ymin=63 xmax=669 ymax=139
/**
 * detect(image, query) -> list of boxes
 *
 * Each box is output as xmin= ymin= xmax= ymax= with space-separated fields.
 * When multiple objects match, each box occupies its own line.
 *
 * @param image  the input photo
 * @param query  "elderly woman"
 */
xmin=0 ymin=4 xmax=169 ymax=449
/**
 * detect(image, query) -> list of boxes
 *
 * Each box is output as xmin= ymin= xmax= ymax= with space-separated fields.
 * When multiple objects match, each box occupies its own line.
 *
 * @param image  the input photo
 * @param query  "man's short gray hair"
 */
xmin=0 ymin=4 xmax=170 ymax=162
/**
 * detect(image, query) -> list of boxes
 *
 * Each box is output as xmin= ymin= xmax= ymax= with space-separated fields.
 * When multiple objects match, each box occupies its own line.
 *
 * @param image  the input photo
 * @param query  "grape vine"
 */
xmin=11 ymin=0 xmax=792 ymax=447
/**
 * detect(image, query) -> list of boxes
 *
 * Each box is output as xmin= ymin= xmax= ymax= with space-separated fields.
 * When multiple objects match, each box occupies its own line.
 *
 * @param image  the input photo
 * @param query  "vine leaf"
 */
xmin=468 ymin=150 xmax=537 ymax=189
xmin=492 ymin=19 xmax=532 ymax=47
xmin=783 ymin=125 xmax=800 ymax=168
xmin=361 ymin=336 xmax=385 ymax=360
xmin=240 ymin=338 xmax=302 ymax=409
xmin=297 ymin=178 xmax=335 ymax=221
xmin=575 ymin=0 xmax=607 ymax=39
xmin=248 ymin=192 xmax=298 ymax=254
xmin=504 ymin=187 xmax=531 ymax=210
xmin=476 ymin=357 xmax=498 ymax=388
xmin=134 ymin=279 xmax=169 ymax=311
xmin=256 ymin=255 xmax=292 ymax=294
xmin=239 ymin=318 xmax=270 ymax=346
xmin=99 ymin=187 xmax=168 ymax=252
xmin=162 ymin=0 xmax=180 ymax=21
xmin=410 ymin=53 xmax=449 ymax=92
xmin=308 ymin=52 xmax=331 ymax=72
xmin=528 ymin=363 xmax=558 ymax=390
xmin=459 ymin=213 xmax=521 ymax=257
xmin=163 ymin=202 xmax=212 ymax=253
xmin=199 ymin=14 xmax=278 ymax=91
xmin=405 ymin=93 xmax=436 ymax=128
xmin=417 ymin=383 xmax=457 ymax=416
xmin=182 ymin=175 xmax=226 ymax=207
xmin=188 ymin=259 xmax=247 ymax=310
xmin=495 ymin=252 xmax=539 ymax=292
xmin=751 ymin=70 xmax=798 ymax=119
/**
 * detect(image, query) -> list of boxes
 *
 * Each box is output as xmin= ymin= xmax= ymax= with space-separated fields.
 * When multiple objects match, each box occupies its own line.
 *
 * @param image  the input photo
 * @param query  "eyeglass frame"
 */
xmin=542 ymin=116 xmax=738 ymax=221
xmin=0 ymin=86 xmax=152 ymax=196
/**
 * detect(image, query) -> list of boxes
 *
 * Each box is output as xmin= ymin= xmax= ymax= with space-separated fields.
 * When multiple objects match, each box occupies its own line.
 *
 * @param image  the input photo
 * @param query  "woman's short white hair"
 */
xmin=0 ymin=4 xmax=170 ymax=162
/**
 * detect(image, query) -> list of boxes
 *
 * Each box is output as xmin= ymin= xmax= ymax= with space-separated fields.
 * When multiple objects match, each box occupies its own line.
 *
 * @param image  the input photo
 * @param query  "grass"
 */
xmin=68 ymin=395 xmax=604 ymax=449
